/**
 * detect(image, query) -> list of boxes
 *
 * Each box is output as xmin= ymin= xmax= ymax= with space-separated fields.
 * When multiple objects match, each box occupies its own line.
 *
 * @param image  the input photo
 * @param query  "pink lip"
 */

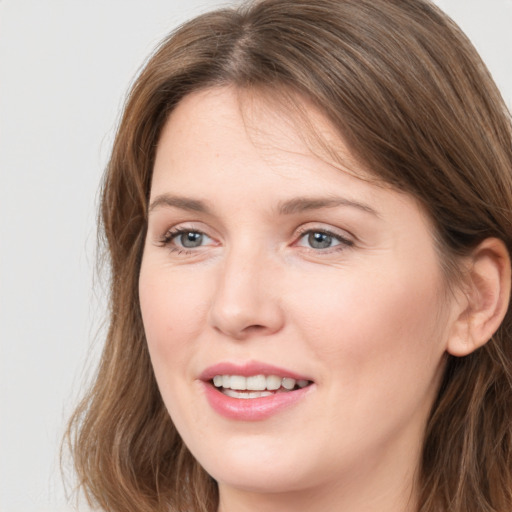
xmin=199 ymin=361 xmax=314 ymax=421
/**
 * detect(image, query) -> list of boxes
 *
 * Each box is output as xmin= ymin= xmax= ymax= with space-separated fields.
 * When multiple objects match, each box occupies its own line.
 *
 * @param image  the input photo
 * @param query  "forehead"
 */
xmin=153 ymin=86 xmax=376 ymax=194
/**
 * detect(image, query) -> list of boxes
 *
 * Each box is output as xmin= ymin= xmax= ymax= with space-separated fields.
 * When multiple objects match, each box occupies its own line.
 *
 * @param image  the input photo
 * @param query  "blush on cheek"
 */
xmin=314 ymin=270 xmax=444 ymax=372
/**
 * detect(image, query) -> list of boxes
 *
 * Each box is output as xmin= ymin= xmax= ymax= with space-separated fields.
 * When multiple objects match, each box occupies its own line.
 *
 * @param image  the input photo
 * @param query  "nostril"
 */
xmin=245 ymin=324 xmax=266 ymax=332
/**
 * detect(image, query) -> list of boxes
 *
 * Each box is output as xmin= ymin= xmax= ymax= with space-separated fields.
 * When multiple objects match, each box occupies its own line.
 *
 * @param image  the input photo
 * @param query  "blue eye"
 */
xmin=297 ymin=230 xmax=351 ymax=250
xmin=307 ymin=232 xmax=337 ymax=249
xmin=177 ymin=231 xmax=204 ymax=248
xmin=162 ymin=229 xmax=213 ymax=250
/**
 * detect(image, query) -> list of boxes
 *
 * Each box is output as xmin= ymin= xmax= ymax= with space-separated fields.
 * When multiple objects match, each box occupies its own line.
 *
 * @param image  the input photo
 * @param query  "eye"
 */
xmin=176 ymin=231 xmax=206 ymax=248
xmin=296 ymin=229 xmax=353 ymax=250
xmin=161 ymin=228 xmax=214 ymax=250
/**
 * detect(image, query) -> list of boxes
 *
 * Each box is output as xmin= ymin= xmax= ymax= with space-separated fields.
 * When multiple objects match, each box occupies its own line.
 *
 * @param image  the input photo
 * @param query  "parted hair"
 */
xmin=66 ymin=1 xmax=512 ymax=511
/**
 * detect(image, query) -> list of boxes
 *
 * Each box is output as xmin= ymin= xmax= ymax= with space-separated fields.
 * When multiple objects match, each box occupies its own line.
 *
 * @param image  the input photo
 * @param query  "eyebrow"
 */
xmin=148 ymin=193 xmax=378 ymax=217
xmin=149 ymin=194 xmax=212 ymax=214
xmin=277 ymin=196 xmax=379 ymax=217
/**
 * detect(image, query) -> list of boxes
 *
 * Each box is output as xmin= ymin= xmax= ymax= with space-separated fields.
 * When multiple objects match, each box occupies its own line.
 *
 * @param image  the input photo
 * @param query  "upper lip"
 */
xmin=199 ymin=361 xmax=312 ymax=382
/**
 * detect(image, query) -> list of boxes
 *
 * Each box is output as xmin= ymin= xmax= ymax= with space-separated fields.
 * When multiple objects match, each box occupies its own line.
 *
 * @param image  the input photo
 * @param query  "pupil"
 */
xmin=309 ymin=232 xmax=332 ymax=249
xmin=181 ymin=232 xmax=203 ymax=248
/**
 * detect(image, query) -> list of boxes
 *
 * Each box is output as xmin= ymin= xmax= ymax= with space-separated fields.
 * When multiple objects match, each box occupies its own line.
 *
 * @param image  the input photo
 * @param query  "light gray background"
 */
xmin=1 ymin=1 xmax=511 ymax=511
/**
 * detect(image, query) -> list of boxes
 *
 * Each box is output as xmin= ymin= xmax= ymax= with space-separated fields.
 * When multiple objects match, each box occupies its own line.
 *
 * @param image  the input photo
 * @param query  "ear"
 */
xmin=447 ymin=238 xmax=511 ymax=357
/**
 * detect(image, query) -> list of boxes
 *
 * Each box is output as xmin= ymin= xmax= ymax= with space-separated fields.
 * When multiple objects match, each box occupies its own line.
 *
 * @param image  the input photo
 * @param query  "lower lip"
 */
xmin=202 ymin=382 xmax=313 ymax=421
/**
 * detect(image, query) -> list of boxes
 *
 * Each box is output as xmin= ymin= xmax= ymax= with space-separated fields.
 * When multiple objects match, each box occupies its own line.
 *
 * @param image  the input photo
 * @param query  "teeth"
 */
xmin=212 ymin=374 xmax=310 ymax=392
xmin=246 ymin=375 xmax=267 ymax=390
xmin=224 ymin=389 xmax=273 ymax=399
xmin=282 ymin=377 xmax=296 ymax=390
xmin=266 ymin=375 xmax=281 ymax=390
xmin=230 ymin=375 xmax=247 ymax=390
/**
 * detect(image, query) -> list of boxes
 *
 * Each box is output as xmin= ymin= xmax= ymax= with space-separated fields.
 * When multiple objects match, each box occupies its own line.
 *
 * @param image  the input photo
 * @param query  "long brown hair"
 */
xmin=66 ymin=1 xmax=512 ymax=511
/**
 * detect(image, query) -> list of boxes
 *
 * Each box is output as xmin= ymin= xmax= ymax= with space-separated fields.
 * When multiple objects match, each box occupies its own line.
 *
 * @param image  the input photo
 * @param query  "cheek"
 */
xmin=292 ymin=260 xmax=448 ymax=382
xmin=139 ymin=265 xmax=213 ymax=431
xmin=289 ymin=263 xmax=449 ymax=450
xmin=138 ymin=266 xmax=208 ymax=375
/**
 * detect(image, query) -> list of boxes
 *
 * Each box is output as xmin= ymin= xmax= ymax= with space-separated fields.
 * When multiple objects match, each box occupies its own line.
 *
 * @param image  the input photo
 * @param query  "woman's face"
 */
xmin=139 ymin=87 xmax=459 ymax=505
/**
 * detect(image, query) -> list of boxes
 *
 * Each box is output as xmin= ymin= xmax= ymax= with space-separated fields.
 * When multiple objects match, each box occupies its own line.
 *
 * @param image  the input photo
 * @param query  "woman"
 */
xmin=66 ymin=0 xmax=512 ymax=511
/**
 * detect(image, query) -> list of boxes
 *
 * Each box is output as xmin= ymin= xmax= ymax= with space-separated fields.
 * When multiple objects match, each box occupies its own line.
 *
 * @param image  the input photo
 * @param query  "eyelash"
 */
xmin=158 ymin=227 xmax=210 ymax=255
xmin=157 ymin=226 xmax=354 ymax=255
xmin=295 ymin=227 xmax=354 ymax=253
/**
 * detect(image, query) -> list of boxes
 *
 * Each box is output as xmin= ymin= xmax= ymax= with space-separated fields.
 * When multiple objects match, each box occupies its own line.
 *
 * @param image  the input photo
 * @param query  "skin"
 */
xmin=139 ymin=86 xmax=467 ymax=512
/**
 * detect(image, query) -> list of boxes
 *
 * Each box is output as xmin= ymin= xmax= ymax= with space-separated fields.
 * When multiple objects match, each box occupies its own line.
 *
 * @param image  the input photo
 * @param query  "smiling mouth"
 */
xmin=211 ymin=374 xmax=312 ymax=399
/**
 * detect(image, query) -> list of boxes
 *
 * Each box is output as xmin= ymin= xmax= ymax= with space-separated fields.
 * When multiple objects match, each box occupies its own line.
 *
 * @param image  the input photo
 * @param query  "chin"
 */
xmin=188 ymin=435 xmax=316 ymax=494
xmin=210 ymin=460 xmax=311 ymax=495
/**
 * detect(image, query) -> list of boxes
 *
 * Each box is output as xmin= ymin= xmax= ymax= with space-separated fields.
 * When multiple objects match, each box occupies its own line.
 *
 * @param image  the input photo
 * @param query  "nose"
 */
xmin=208 ymin=246 xmax=285 ymax=340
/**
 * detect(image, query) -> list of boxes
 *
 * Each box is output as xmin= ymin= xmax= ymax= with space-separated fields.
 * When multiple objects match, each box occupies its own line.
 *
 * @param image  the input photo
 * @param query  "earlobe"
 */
xmin=447 ymin=238 xmax=511 ymax=357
